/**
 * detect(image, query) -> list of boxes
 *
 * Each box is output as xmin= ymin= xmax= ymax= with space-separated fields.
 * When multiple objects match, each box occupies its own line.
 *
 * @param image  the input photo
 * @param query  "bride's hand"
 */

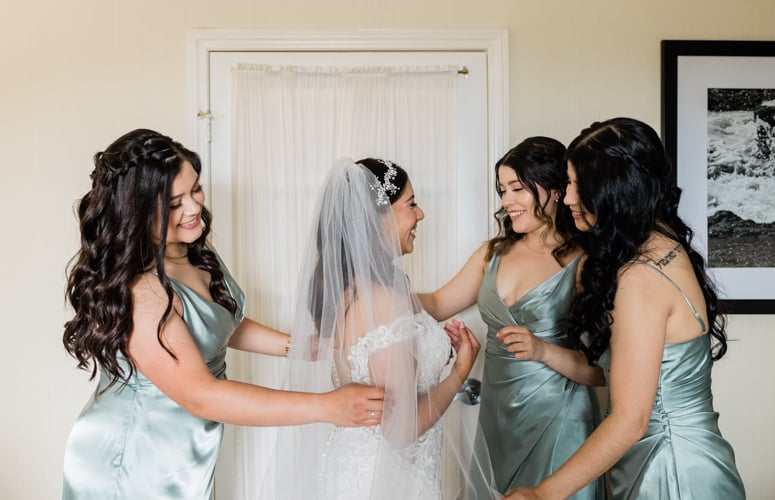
xmin=444 ymin=320 xmax=480 ymax=379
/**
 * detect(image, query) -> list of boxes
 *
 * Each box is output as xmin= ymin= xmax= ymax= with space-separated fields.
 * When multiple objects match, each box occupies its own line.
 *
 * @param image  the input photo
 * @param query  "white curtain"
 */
xmin=227 ymin=64 xmax=460 ymax=499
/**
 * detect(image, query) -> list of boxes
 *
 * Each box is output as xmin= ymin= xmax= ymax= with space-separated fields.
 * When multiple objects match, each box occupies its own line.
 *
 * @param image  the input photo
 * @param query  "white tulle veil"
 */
xmin=269 ymin=158 xmax=500 ymax=500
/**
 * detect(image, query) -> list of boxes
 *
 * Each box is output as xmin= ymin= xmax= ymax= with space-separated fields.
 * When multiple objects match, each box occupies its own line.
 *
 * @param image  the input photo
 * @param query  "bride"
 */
xmin=277 ymin=158 xmax=493 ymax=499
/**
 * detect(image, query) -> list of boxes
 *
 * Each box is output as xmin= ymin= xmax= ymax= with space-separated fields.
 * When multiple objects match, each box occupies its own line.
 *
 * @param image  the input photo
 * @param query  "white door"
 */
xmin=193 ymin=33 xmax=508 ymax=499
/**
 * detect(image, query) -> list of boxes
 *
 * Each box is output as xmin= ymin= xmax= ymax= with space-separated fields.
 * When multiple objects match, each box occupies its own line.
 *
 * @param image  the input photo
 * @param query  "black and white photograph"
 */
xmin=662 ymin=39 xmax=775 ymax=312
xmin=707 ymin=88 xmax=775 ymax=268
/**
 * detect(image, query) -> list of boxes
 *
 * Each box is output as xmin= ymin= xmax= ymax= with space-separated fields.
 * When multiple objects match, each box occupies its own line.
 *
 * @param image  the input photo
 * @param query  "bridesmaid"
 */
xmin=61 ymin=129 xmax=383 ymax=499
xmin=419 ymin=137 xmax=605 ymax=498
xmin=505 ymin=118 xmax=745 ymax=499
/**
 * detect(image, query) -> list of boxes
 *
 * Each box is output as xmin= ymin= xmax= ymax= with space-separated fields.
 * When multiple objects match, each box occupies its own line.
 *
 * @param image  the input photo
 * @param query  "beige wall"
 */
xmin=1 ymin=1 xmax=773 ymax=498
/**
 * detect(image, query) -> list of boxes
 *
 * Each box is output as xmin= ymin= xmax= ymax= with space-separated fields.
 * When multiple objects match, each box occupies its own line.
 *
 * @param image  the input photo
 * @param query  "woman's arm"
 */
xmin=496 ymin=325 xmax=605 ymax=386
xmin=128 ymin=275 xmax=383 ymax=427
xmin=369 ymin=320 xmax=479 ymax=448
xmin=228 ymin=317 xmax=290 ymax=357
xmin=416 ymin=321 xmax=479 ymax=436
xmin=417 ymin=244 xmax=488 ymax=321
xmin=504 ymin=265 xmax=670 ymax=499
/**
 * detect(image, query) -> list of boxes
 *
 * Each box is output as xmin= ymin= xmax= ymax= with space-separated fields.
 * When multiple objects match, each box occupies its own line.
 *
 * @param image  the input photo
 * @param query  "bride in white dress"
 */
xmin=277 ymin=158 xmax=492 ymax=500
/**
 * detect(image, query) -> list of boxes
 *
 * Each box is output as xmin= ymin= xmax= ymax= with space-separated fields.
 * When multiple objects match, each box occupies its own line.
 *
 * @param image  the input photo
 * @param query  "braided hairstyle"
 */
xmin=566 ymin=117 xmax=727 ymax=363
xmin=486 ymin=136 xmax=582 ymax=263
xmin=64 ymin=129 xmax=237 ymax=390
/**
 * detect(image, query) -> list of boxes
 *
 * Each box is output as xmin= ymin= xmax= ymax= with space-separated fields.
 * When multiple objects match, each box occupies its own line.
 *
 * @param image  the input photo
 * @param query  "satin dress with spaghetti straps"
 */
xmin=62 ymin=261 xmax=245 ymax=500
xmin=598 ymin=260 xmax=745 ymax=499
xmin=476 ymin=255 xmax=604 ymax=498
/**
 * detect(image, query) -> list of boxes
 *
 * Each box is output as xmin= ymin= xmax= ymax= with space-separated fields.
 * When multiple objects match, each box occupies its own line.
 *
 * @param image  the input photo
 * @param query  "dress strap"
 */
xmin=627 ymin=260 xmax=707 ymax=334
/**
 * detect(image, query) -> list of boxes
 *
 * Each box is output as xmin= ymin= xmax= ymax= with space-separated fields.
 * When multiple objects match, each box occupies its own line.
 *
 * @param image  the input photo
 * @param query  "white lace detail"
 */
xmin=319 ymin=311 xmax=450 ymax=500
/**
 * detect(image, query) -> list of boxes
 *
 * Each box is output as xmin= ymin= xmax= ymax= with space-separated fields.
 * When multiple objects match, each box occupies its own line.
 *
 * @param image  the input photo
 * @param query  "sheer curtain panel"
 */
xmin=227 ymin=64 xmax=459 ymax=499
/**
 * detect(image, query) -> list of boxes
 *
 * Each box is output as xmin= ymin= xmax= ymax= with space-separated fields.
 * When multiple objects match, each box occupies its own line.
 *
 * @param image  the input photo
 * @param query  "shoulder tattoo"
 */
xmin=654 ymin=242 xmax=682 ymax=269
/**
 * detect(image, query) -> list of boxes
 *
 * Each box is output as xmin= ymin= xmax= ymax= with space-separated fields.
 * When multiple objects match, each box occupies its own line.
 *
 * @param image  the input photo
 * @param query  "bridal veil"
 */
xmin=268 ymin=158 xmax=499 ymax=499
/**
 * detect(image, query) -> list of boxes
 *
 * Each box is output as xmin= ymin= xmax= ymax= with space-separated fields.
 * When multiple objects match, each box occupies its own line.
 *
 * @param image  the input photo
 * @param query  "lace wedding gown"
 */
xmin=317 ymin=311 xmax=452 ymax=500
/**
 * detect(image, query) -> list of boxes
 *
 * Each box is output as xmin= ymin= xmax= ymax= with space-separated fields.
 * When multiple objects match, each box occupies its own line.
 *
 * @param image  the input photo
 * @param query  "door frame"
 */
xmin=188 ymin=28 xmax=509 ymax=210
xmin=187 ymin=29 xmax=509 ymax=499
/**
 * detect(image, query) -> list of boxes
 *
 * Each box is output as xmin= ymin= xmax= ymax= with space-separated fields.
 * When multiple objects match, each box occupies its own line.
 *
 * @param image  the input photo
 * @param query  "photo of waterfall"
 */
xmin=706 ymin=88 xmax=775 ymax=268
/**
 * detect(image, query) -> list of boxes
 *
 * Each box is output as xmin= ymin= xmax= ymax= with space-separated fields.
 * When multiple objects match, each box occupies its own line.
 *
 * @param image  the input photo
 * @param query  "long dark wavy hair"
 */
xmin=566 ymin=117 xmax=727 ymax=363
xmin=486 ymin=136 xmax=582 ymax=263
xmin=64 ymin=129 xmax=237 ymax=390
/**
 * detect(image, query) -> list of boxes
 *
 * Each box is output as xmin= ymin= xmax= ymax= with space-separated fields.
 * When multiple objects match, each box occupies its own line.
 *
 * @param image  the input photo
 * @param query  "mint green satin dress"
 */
xmin=477 ymin=255 xmax=603 ymax=498
xmin=62 ymin=267 xmax=245 ymax=500
xmin=598 ymin=261 xmax=745 ymax=499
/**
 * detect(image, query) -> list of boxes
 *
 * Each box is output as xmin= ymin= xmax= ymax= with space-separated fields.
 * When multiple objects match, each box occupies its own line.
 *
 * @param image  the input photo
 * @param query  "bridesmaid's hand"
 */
xmin=497 ymin=325 xmax=546 ymax=362
xmin=325 ymin=383 xmax=385 ymax=427
xmin=503 ymin=487 xmax=542 ymax=499
xmin=444 ymin=319 xmax=480 ymax=380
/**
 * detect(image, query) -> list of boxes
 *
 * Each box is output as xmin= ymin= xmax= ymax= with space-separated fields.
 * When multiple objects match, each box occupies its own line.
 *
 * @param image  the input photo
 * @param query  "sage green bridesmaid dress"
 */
xmin=62 ymin=265 xmax=245 ymax=500
xmin=598 ymin=261 xmax=745 ymax=499
xmin=476 ymin=255 xmax=604 ymax=499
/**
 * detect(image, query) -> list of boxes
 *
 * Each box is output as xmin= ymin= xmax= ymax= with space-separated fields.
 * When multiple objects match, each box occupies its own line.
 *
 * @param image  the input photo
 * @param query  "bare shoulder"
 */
xmin=638 ymin=233 xmax=685 ymax=266
xmin=467 ymin=242 xmax=491 ymax=272
xmin=343 ymin=284 xmax=410 ymax=338
xmin=130 ymin=272 xmax=183 ymax=323
xmin=617 ymin=259 xmax=668 ymax=290
xmin=126 ymin=273 xmax=191 ymax=361
xmin=473 ymin=242 xmax=490 ymax=261
xmin=616 ymin=237 xmax=685 ymax=315
xmin=619 ymin=234 xmax=672 ymax=284
xmin=131 ymin=272 xmax=166 ymax=305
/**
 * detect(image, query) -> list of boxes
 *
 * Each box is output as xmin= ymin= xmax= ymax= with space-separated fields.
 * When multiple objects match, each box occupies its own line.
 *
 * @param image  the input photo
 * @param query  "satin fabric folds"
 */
xmin=62 ymin=267 xmax=245 ymax=500
xmin=598 ymin=334 xmax=745 ymax=499
xmin=476 ymin=255 xmax=604 ymax=499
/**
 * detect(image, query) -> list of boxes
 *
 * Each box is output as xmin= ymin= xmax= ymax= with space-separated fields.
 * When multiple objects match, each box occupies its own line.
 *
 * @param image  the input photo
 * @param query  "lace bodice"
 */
xmin=346 ymin=311 xmax=451 ymax=390
xmin=319 ymin=310 xmax=451 ymax=500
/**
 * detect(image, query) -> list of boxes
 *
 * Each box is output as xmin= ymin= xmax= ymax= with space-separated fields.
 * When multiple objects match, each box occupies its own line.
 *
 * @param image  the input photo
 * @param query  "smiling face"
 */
xmin=390 ymin=179 xmax=425 ymax=255
xmin=153 ymin=161 xmax=205 ymax=256
xmin=497 ymin=165 xmax=557 ymax=236
xmin=564 ymin=161 xmax=597 ymax=231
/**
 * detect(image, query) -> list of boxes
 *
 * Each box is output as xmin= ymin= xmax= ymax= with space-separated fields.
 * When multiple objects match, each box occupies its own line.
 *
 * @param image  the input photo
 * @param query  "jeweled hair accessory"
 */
xmin=368 ymin=159 xmax=399 ymax=206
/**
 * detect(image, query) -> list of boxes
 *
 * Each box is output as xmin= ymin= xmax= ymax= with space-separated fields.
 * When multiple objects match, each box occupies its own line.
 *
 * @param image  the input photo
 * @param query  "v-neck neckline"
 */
xmin=166 ymin=275 xmax=232 ymax=314
xmin=492 ymin=254 xmax=580 ymax=310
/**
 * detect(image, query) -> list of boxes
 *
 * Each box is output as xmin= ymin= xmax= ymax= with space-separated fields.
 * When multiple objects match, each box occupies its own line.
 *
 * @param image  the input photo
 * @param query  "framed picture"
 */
xmin=661 ymin=40 xmax=775 ymax=314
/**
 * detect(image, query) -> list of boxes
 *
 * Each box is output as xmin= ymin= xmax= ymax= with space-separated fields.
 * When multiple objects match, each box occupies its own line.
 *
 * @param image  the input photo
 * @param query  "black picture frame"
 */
xmin=661 ymin=40 xmax=775 ymax=314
